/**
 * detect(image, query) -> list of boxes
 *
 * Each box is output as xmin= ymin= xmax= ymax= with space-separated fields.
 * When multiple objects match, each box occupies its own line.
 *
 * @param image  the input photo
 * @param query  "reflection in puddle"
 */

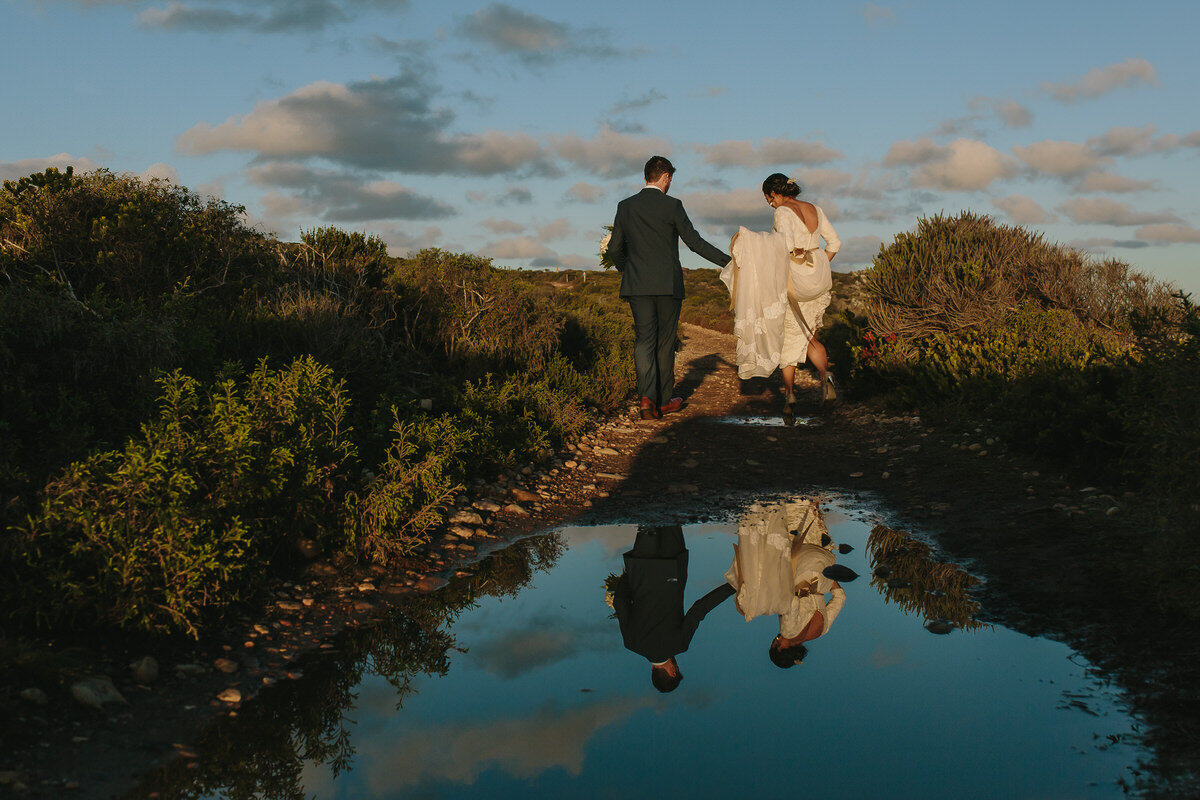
xmin=127 ymin=498 xmax=1159 ymax=799
xmin=867 ymin=523 xmax=988 ymax=633
xmin=712 ymin=414 xmax=818 ymax=427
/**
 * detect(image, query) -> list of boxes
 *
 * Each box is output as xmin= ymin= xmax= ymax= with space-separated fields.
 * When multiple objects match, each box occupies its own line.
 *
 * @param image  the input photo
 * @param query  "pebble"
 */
xmin=925 ymin=620 xmax=955 ymax=635
xmin=450 ymin=524 xmax=475 ymax=538
xmin=276 ymin=600 xmax=303 ymax=611
xmin=131 ymin=656 xmax=159 ymax=684
xmin=510 ymin=488 xmax=540 ymax=503
xmin=70 ymin=676 xmax=128 ymax=710
xmin=849 ymin=472 xmax=864 ymax=478
xmin=19 ymin=688 xmax=48 ymax=705
xmin=472 ymin=499 xmax=502 ymax=512
xmin=649 ymin=436 xmax=670 ymax=444
xmin=356 ymin=582 xmax=376 ymax=592
xmin=565 ymin=460 xmax=578 ymax=469
xmin=766 ymin=436 xmax=778 ymax=442
xmin=214 ymin=658 xmax=239 ymax=674
xmin=175 ymin=664 xmax=205 ymax=677
xmin=594 ymin=447 xmax=620 ymax=456
xmin=449 ymin=510 xmax=484 ymax=526
xmin=968 ymin=443 xmax=982 ymax=452
xmin=881 ymin=472 xmax=891 ymax=479
xmin=746 ymin=459 xmax=760 ymax=466
xmin=1106 ymin=506 xmax=1120 ymax=516
xmin=505 ymin=503 xmax=530 ymax=516
xmin=217 ymin=688 xmax=242 ymax=704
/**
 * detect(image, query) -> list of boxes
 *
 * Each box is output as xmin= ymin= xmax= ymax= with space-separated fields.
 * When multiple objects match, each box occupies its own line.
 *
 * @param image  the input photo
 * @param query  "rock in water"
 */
xmin=822 ymin=564 xmax=859 ymax=582
xmin=837 ymin=543 xmax=855 ymax=554
xmin=19 ymin=688 xmax=48 ymax=705
xmin=925 ymin=619 xmax=955 ymax=635
xmin=131 ymin=656 xmax=159 ymax=684
xmin=71 ymin=676 xmax=128 ymax=710
xmin=510 ymin=488 xmax=540 ymax=504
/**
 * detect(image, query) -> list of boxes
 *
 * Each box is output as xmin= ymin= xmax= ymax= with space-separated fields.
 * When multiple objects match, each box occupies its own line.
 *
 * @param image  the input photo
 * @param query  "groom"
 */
xmin=608 ymin=156 xmax=731 ymax=420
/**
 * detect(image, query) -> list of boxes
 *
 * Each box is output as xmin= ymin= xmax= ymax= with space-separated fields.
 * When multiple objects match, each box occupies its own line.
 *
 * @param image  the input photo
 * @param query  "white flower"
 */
xmin=599 ymin=232 xmax=612 ymax=253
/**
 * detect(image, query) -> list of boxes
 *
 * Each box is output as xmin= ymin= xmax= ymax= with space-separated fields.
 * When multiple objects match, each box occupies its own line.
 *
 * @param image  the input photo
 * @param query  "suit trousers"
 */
xmin=627 ymin=295 xmax=681 ymax=406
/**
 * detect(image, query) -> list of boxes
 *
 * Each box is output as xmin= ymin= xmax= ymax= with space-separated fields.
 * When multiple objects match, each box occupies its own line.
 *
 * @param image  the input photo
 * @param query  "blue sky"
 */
xmin=5 ymin=0 xmax=1200 ymax=292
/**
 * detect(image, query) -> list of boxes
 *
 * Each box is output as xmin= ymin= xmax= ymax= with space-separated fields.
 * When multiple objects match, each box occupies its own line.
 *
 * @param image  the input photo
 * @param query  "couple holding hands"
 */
xmin=606 ymin=155 xmax=841 ymax=420
xmin=611 ymin=500 xmax=854 ymax=692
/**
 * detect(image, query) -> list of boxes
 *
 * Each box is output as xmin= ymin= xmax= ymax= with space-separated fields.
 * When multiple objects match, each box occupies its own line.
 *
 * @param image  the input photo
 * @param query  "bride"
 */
xmin=720 ymin=173 xmax=840 ymax=405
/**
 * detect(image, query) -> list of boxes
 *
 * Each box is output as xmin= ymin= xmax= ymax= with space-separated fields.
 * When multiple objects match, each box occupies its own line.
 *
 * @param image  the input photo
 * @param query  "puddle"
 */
xmin=127 ymin=498 xmax=1150 ymax=799
xmin=711 ymin=414 xmax=818 ymax=427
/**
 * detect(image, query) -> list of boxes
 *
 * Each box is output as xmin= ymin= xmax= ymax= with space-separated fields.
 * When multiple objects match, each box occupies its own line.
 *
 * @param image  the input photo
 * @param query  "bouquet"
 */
xmin=603 ymin=572 xmax=622 ymax=613
xmin=599 ymin=226 xmax=618 ymax=270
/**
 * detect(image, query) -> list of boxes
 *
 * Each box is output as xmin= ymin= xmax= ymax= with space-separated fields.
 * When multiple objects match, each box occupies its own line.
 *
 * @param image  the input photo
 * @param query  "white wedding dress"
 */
xmin=724 ymin=500 xmax=845 ymax=639
xmin=720 ymin=204 xmax=840 ymax=378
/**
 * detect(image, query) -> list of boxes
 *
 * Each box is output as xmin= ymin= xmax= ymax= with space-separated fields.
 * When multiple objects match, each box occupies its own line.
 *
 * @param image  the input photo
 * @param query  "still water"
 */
xmin=131 ymin=497 xmax=1143 ymax=799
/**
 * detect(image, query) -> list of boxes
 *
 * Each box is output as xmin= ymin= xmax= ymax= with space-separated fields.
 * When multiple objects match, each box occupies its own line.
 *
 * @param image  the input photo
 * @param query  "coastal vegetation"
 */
xmin=0 ymin=168 xmax=632 ymax=637
xmin=825 ymin=211 xmax=1200 ymax=616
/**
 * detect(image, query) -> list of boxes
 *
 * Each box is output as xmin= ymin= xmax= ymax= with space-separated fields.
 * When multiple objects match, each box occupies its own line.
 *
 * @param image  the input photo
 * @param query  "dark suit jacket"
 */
xmin=609 ymin=187 xmax=731 ymax=299
xmin=613 ymin=547 xmax=735 ymax=664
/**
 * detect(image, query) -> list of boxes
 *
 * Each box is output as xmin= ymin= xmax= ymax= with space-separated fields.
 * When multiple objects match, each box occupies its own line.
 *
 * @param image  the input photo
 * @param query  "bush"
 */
xmin=7 ymin=357 xmax=357 ymax=636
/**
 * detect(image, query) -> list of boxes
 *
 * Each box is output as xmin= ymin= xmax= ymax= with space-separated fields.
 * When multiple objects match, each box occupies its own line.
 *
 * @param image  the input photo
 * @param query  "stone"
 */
xmin=253 ymin=624 xmax=270 ymax=635
xmin=131 ymin=656 xmax=159 ymax=684
xmin=510 ymin=488 xmax=540 ymax=503
xmin=596 ymin=472 xmax=624 ymax=480
xmin=276 ymin=600 xmax=303 ymax=611
xmin=70 ymin=676 xmax=128 ymax=710
xmin=505 ymin=503 xmax=529 ymax=516
xmin=356 ymin=582 xmax=376 ymax=592
xmin=1106 ymin=506 xmax=1121 ymax=516
xmin=565 ymin=460 xmax=578 ymax=468
xmin=881 ymin=472 xmax=891 ymax=479
xmin=175 ymin=663 xmax=205 ymax=677
xmin=472 ymin=499 xmax=502 ymax=512
xmin=419 ymin=398 xmax=433 ymax=411
xmin=416 ymin=575 xmax=449 ymax=592
xmin=217 ymin=688 xmax=242 ymax=704
xmin=19 ymin=688 xmax=48 ymax=705
xmin=450 ymin=524 xmax=475 ymax=538
xmin=649 ymin=436 xmax=669 ymax=444
xmin=925 ymin=619 xmax=955 ymax=635
xmin=849 ymin=472 xmax=864 ymax=478
xmin=214 ymin=658 xmax=239 ymax=674
xmin=745 ymin=459 xmax=760 ymax=466
xmin=449 ymin=509 xmax=484 ymax=526
xmin=353 ymin=601 xmax=375 ymax=613
xmin=968 ymin=443 xmax=982 ymax=452
xmin=681 ymin=458 xmax=699 ymax=468
xmin=594 ymin=447 xmax=619 ymax=456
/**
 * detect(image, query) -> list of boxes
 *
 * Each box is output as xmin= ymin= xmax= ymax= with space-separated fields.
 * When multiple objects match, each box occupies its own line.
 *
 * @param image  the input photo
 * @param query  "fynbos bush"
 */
xmin=8 ymin=357 xmax=356 ymax=636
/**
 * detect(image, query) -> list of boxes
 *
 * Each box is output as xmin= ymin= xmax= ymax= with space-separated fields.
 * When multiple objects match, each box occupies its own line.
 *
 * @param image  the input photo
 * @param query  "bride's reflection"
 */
xmin=610 ymin=524 xmax=736 ymax=693
xmin=724 ymin=500 xmax=851 ymax=668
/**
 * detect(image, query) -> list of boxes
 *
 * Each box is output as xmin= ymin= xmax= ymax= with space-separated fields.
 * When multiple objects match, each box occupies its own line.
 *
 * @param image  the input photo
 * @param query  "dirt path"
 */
xmin=6 ymin=323 xmax=1198 ymax=798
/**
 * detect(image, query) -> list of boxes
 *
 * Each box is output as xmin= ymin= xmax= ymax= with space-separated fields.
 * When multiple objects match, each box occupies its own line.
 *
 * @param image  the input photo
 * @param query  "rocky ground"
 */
xmin=3 ymin=322 xmax=1197 ymax=798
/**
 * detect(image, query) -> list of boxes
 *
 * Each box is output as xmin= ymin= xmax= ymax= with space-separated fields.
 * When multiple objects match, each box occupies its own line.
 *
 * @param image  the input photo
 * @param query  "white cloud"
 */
xmin=1074 ymin=172 xmax=1157 ymax=194
xmin=355 ymin=698 xmax=652 ymax=796
xmin=138 ymin=162 xmax=179 ymax=183
xmin=0 ymin=153 xmax=101 ymax=181
xmin=967 ymin=96 xmax=1033 ymax=129
xmin=563 ymin=182 xmax=605 ymax=203
xmin=882 ymin=137 xmax=944 ymax=166
xmin=246 ymin=162 xmax=455 ymax=221
xmin=549 ymin=127 xmax=673 ymax=179
xmin=678 ymin=188 xmax=770 ymax=233
xmin=177 ymin=72 xmax=557 ymax=177
xmin=834 ymin=235 xmax=884 ymax=268
xmin=993 ymin=195 xmax=1057 ymax=225
xmin=1013 ymin=139 xmax=1106 ymax=177
xmin=1134 ymin=223 xmax=1200 ymax=244
xmin=910 ymin=139 xmax=1017 ymax=191
xmin=536 ymin=218 xmax=573 ymax=240
xmin=480 ymin=235 xmax=556 ymax=259
xmin=1042 ymin=57 xmax=1159 ymax=104
xmin=481 ymin=217 xmax=524 ymax=235
xmin=456 ymin=3 xmax=629 ymax=65
xmin=1056 ymin=197 xmax=1181 ymax=226
xmin=860 ymin=3 xmax=896 ymax=25
xmin=694 ymin=137 xmax=843 ymax=167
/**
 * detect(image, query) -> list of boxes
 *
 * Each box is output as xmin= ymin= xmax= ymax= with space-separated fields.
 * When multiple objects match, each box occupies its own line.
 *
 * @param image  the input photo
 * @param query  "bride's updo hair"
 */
xmin=762 ymin=172 xmax=802 ymax=198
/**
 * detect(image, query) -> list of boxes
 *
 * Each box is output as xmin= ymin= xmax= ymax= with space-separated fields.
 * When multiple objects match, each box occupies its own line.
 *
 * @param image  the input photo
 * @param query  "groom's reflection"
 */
xmin=612 ymin=524 xmax=735 ymax=693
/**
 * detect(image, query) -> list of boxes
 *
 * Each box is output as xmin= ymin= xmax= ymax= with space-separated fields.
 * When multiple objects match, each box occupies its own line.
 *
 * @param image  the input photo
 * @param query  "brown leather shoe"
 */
xmin=659 ymin=397 xmax=685 ymax=415
xmin=639 ymin=397 xmax=661 ymax=420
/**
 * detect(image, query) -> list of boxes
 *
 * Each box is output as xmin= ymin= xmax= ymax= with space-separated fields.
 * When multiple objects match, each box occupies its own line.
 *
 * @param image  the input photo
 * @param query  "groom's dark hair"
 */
xmin=644 ymin=156 xmax=676 ymax=182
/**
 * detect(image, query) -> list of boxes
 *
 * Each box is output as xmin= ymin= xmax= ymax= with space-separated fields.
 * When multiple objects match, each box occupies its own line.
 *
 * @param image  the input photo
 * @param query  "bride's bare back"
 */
xmin=781 ymin=199 xmax=818 ymax=233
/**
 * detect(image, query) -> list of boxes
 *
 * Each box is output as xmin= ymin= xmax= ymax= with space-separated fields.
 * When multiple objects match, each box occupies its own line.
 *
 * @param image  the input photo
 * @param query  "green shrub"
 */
xmin=7 ymin=357 xmax=357 ymax=636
